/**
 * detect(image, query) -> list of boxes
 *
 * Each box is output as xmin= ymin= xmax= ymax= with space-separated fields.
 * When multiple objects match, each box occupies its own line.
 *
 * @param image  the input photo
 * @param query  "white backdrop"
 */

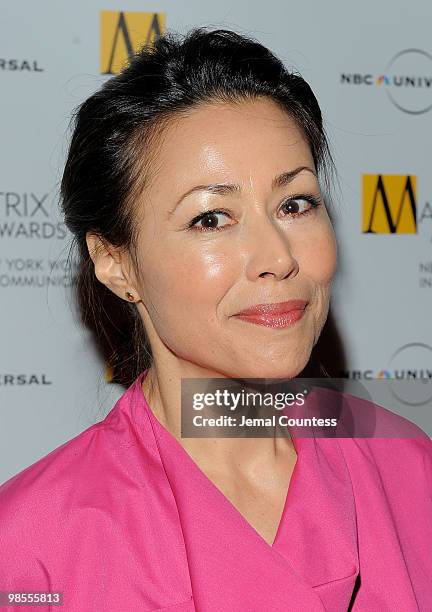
xmin=1 ymin=0 xmax=431 ymax=484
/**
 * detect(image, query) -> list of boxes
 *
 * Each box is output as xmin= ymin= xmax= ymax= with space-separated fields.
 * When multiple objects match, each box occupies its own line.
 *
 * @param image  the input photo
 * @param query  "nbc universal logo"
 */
xmin=361 ymin=174 xmax=432 ymax=288
xmin=341 ymin=342 xmax=432 ymax=408
xmin=341 ymin=49 xmax=432 ymax=114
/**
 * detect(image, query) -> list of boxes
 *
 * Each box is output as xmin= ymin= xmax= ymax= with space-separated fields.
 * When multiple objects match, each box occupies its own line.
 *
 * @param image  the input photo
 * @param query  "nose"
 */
xmin=242 ymin=214 xmax=299 ymax=282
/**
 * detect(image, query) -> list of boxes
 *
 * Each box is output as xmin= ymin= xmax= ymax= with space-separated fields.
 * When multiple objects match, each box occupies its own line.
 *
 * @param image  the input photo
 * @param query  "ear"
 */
xmin=85 ymin=232 xmax=141 ymax=302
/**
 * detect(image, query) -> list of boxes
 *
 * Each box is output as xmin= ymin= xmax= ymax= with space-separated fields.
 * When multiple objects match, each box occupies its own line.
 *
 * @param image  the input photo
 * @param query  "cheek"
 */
xmin=299 ymin=223 xmax=337 ymax=339
xmin=298 ymin=221 xmax=337 ymax=285
xmin=140 ymin=240 xmax=237 ymax=326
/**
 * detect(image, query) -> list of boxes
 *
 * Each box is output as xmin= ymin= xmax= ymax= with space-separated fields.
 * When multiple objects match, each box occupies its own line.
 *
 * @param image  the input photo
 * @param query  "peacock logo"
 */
xmin=376 ymin=75 xmax=391 ymax=85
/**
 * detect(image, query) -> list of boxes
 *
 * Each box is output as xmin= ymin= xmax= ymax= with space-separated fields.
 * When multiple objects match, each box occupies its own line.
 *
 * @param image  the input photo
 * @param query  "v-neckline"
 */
xmin=137 ymin=369 xmax=305 ymax=553
xmin=131 ymin=369 xmax=360 ymax=605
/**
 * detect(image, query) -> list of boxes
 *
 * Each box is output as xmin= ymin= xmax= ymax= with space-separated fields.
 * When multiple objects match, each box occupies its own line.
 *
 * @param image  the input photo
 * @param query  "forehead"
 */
xmin=161 ymin=97 xmax=310 ymax=165
xmin=139 ymin=97 xmax=315 ymax=206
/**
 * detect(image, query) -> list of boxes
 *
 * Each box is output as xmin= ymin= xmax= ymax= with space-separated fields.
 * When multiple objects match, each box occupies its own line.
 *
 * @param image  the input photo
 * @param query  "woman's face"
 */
xmin=131 ymin=97 xmax=337 ymax=379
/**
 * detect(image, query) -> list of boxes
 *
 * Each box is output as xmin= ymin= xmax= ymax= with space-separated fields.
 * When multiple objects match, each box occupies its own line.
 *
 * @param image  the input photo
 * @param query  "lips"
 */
xmin=234 ymin=299 xmax=309 ymax=316
xmin=232 ymin=300 xmax=309 ymax=329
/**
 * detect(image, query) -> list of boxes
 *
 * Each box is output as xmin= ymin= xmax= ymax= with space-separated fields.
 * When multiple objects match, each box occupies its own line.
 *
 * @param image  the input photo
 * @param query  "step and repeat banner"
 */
xmin=1 ymin=1 xmax=431 ymax=484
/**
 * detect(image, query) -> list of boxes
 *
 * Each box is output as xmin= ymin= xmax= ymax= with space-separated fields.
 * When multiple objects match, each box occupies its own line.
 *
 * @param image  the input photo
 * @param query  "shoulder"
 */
xmin=311 ymin=385 xmax=432 ymax=482
xmin=0 ymin=376 xmax=153 ymax=552
xmin=328 ymin=388 xmax=432 ymax=487
xmin=0 ymin=419 xmax=119 ymax=586
xmin=339 ymin=432 xmax=432 ymax=480
xmin=0 ymin=380 xmax=139 ymax=529
xmin=0 ymin=420 xmax=107 ymax=526
xmin=0 ymin=380 xmax=139 ymax=514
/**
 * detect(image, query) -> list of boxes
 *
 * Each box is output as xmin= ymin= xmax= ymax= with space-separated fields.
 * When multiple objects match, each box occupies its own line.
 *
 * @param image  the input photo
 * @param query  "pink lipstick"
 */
xmin=233 ymin=299 xmax=308 ymax=329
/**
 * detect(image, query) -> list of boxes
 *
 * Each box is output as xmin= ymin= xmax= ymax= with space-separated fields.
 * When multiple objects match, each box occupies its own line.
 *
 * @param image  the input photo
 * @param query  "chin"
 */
xmin=223 ymin=361 xmax=307 ymax=381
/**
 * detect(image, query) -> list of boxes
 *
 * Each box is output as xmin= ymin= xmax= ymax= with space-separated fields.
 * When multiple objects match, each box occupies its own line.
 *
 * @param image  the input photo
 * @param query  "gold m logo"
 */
xmin=105 ymin=362 xmax=114 ymax=383
xmin=100 ymin=11 xmax=166 ymax=75
xmin=362 ymin=174 xmax=417 ymax=234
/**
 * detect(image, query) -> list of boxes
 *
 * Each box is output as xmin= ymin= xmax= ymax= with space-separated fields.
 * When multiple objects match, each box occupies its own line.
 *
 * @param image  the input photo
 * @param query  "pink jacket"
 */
xmin=0 ymin=369 xmax=431 ymax=611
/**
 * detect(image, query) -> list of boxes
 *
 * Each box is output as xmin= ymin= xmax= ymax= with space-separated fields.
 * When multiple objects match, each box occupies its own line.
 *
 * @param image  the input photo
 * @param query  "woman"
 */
xmin=0 ymin=27 xmax=431 ymax=611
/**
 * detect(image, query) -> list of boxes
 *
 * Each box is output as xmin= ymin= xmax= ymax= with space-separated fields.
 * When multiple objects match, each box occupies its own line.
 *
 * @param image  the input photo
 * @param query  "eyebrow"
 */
xmin=168 ymin=165 xmax=317 ymax=216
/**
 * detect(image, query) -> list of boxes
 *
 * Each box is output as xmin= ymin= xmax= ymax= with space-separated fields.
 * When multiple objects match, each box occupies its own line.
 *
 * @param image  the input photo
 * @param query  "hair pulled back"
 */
xmin=60 ymin=26 xmax=336 ymax=387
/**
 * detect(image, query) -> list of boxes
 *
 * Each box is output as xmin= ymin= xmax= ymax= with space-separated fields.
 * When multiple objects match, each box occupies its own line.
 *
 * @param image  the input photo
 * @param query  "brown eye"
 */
xmin=189 ymin=209 xmax=233 ymax=232
xmin=280 ymin=195 xmax=321 ymax=218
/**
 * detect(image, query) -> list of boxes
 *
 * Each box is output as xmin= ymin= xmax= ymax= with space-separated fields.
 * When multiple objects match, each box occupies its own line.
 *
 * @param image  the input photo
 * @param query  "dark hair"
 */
xmin=60 ymin=26 xmax=337 ymax=388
